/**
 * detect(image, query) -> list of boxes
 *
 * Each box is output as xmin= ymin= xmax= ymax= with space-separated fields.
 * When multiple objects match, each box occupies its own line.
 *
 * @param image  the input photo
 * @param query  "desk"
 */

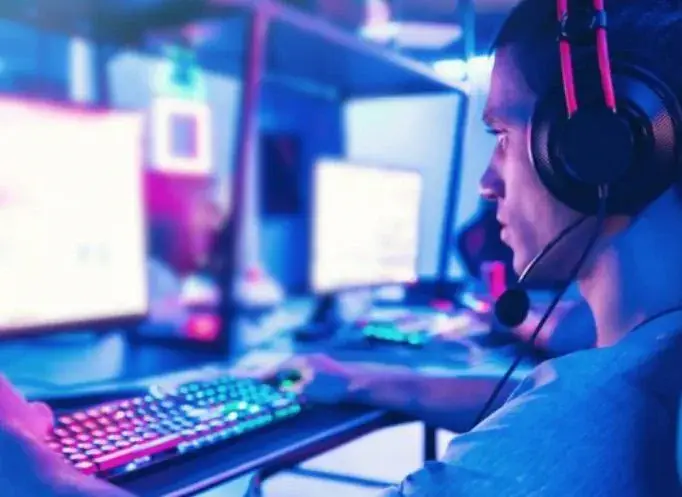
xmin=115 ymin=406 xmax=397 ymax=497
xmin=0 ymin=331 xmax=398 ymax=496
xmin=0 ymin=327 xmax=536 ymax=496
xmin=0 ymin=332 xmax=220 ymax=396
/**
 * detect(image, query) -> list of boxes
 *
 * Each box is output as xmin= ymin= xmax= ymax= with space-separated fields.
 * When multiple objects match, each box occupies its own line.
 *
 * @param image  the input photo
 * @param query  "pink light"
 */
xmin=186 ymin=313 xmax=220 ymax=341
xmin=150 ymin=97 xmax=212 ymax=176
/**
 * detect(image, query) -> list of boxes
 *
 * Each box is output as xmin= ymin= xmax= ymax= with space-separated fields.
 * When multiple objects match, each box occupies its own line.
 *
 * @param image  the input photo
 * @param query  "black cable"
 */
xmin=493 ymin=215 xmax=592 ymax=328
xmin=472 ymin=185 xmax=609 ymax=427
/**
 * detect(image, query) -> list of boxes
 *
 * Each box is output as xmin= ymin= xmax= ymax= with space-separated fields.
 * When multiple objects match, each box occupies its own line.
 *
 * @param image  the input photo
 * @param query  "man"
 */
xmin=271 ymin=0 xmax=682 ymax=494
xmin=456 ymin=198 xmax=595 ymax=355
xmin=1 ymin=0 xmax=682 ymax=495
xmin=145 ymin=173 xmax=228 ymax=330
xmin=0 ymin=376 xmax=132 ymax=496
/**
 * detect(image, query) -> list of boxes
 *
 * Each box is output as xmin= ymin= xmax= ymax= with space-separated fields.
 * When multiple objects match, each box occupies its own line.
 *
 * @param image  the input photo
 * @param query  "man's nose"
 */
xmin=479 ymin=165 xmax=503 ymax=201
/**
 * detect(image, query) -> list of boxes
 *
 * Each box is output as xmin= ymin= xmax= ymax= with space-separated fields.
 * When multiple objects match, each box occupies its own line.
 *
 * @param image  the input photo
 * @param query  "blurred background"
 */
xmin=0 ymin=1 xmax=550 ymax=496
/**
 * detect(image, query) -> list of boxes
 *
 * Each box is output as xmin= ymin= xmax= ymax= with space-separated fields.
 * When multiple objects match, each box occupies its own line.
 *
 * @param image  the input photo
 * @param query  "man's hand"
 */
xmin=0 ymin=375 xmax=133 ymax=496
xmin=0 ymin=374 xmax=54 ymax=441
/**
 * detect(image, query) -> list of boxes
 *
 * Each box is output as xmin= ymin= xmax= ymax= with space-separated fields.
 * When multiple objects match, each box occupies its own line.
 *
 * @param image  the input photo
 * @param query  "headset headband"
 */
xmin=557 ymin=0 xmax=616 ymax=116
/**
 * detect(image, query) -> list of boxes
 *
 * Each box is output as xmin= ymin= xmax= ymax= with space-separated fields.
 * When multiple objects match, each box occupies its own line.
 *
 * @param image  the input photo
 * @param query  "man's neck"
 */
xmin=578 ymin=190 xmax=682 ymax=347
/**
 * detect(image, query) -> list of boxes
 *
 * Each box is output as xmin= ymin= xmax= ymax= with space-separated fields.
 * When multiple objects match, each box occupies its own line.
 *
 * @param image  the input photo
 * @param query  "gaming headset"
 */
xmin=531 ymin=0 xmax=682 ymax=216
xmin=477 ymin=0 xmax=682 ymax=426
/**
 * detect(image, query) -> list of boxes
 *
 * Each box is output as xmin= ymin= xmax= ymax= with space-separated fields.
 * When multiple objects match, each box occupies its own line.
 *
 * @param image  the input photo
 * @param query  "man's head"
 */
xmin=480 ymin=0 xmax=682 ymax=279
xmin=145 ymin=172 xmax=231 ymax=273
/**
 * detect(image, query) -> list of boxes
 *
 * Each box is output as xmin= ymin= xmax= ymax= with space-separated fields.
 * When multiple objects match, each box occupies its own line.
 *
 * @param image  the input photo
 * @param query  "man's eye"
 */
xmin=487 ymin=129 xmax=508 ymax=147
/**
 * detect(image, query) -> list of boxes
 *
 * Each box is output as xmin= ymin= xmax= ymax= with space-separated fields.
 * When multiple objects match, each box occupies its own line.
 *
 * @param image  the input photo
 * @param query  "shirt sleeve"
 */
xmin=376 ymin=461 xmax=518 ymax=496
xmin=375 ymin=355 xmax=678 ymax=497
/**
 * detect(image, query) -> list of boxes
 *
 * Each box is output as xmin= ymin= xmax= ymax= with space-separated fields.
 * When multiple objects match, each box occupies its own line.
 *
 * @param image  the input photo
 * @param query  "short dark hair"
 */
xmin=493 ymin=0 xmax=682 ymax=97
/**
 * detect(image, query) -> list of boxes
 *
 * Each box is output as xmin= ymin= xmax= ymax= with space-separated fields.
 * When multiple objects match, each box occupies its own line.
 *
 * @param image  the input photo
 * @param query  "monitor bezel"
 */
xmin=310 ymin=156 xmax=425 ymax=295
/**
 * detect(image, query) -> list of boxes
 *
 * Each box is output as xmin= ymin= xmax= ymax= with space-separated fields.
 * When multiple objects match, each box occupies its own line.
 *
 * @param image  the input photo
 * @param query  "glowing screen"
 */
xmin=0 ymin=97 xmax=147 ymax=333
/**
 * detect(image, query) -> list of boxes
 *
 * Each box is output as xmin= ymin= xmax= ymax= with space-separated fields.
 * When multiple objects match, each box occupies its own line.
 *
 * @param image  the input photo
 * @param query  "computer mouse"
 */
xmin=273 ymin=368 xmax=303 ymax=387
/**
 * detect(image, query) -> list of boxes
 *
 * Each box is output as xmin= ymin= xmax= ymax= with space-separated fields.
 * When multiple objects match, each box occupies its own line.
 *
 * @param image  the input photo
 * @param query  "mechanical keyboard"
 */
xmin=45 ymin=375 xmax=305 ymax=478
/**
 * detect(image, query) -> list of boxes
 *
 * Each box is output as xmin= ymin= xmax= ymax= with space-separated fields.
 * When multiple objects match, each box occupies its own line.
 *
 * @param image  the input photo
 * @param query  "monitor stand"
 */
xmin=293 ymin=294 xmax=342 ymax=342
xmin=295 ymin=288 xmax=380 ymax=343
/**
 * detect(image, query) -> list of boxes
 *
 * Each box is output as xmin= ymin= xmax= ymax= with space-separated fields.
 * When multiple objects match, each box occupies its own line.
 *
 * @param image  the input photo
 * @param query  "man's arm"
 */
xmin=342 ymin=368 xmax=518 ymax=433
xmin=0 ymin=426 xmax=133 ymax=497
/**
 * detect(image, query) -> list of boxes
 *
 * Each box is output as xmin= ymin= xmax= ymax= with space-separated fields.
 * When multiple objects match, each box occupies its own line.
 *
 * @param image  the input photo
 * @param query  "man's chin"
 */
xmin=513 ymin=254 xmax=568 ymax=289
xmin=512 ymin=252 xmax=531 ymax=279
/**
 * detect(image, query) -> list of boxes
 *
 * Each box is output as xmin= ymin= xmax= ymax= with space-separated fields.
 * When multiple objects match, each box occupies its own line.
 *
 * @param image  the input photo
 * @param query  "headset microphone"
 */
xmin=494 ymin=216 xmax=590 ymax=328
xmin=494 ymin=288 xmax=530 ymax=329
xmin=472 ymin=0 xmax=681 ymax=428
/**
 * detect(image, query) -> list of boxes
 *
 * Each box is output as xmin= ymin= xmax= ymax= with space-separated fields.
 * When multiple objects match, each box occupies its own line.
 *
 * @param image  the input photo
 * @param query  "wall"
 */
xmin=258 ymin=81 xmax=343 ymax=292
xmin=107 ymin=51 xmax=242 ymax=194
xmin=107 ymin=52 xmax=343 ymax=292
xmin=448 ymin=89 xmax=496 ymax=279
xmin=343 ymin=94 xmax=464 ymax=279
xmin=0 ymin=20 xmax=71 ymax=99
xmin=107 ymin=52 xmax=482 ymax=289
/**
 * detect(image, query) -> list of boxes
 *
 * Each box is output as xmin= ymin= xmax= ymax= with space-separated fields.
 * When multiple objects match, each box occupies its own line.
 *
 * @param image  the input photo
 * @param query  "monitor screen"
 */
xmin=343 ymin=94 xmax=464 ymax=279
xmin=0 ymin=97 xmax=148 ymax=333
xmin=312 ymin=159 xmax=423 ymax=292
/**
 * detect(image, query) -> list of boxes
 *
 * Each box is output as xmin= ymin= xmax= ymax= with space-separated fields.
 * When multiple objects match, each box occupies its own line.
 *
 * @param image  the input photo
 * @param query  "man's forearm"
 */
xmin=347 ymin=369 xmax=505 ymax=433
xmin=0 ymin=427 xmax=134 ymax=497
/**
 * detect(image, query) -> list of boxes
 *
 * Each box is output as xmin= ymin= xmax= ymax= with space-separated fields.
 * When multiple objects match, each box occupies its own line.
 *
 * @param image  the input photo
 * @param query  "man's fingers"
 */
xmin=0 ymin=374 xmax=25 ymax=403
xmin=30 ymin=402 xmax=54 ymax=434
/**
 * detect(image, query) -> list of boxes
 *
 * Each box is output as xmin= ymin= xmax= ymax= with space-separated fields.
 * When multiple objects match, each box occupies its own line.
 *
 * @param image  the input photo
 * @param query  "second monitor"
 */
xmin=311 ymin=158 xmax=423 ymax=293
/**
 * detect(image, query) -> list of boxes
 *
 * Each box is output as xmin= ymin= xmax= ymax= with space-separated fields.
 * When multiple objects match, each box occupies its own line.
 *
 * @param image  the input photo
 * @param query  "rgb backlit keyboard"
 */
xmin=45 ymin=375 xmax=304 ymax=478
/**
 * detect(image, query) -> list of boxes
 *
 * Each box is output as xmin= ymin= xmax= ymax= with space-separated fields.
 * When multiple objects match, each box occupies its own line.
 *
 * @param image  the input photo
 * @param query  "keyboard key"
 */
xmin=52 ymin=375 xmax=304 ymax=478
xmin=74 ymin=461 xmax=98 ymax=475
xmin=94 ymin=434 xmax=181 ymax=471
xmin=54 ymin=428 xmax=70 ymax=438
xmin=93 ymin=448 xmax=137 ymax=471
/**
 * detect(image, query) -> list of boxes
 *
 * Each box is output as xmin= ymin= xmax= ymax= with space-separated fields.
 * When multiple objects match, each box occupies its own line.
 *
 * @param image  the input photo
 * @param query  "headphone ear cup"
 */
xmin=530 ymin=63 xmax=682 ymax=215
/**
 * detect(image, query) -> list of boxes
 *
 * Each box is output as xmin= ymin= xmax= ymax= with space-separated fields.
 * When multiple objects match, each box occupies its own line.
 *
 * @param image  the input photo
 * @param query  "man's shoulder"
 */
xmin=438 ymin=345 xmax=678 ymax=496
xmin=548 ymin=324 xmax=682 ymax=397
xmin=396 ymin=331 xmax=682 ymax=497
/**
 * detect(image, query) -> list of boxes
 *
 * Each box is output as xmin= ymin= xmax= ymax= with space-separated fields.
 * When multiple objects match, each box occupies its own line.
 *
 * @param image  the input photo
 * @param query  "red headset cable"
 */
xmin=558 ymin=0 xmax=578 ymax=116
xmin=557 ymin=0 xmax=617 ymax=116
xmin=593 ymin=0 xmax=617 ymax=111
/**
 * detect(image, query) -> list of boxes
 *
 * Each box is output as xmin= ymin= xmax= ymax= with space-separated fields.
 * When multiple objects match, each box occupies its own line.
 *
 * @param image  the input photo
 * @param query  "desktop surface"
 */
xmin=1 ymin=296 xmax=535 ymax=496
xmin=115 ymin=405 xmax=393 ymax=497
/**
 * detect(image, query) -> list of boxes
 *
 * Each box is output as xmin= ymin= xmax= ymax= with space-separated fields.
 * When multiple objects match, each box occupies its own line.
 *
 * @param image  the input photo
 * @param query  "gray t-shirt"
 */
xmin=380 ymin=320 xmax=682 ymax=496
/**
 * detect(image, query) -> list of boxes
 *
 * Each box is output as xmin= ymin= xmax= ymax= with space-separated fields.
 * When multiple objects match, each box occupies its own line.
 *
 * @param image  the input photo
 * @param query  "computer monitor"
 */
xmin=312 ymin=158 xmax=423 ymax=293
xmin=0 ymin=96 xmax=148 ymax=334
